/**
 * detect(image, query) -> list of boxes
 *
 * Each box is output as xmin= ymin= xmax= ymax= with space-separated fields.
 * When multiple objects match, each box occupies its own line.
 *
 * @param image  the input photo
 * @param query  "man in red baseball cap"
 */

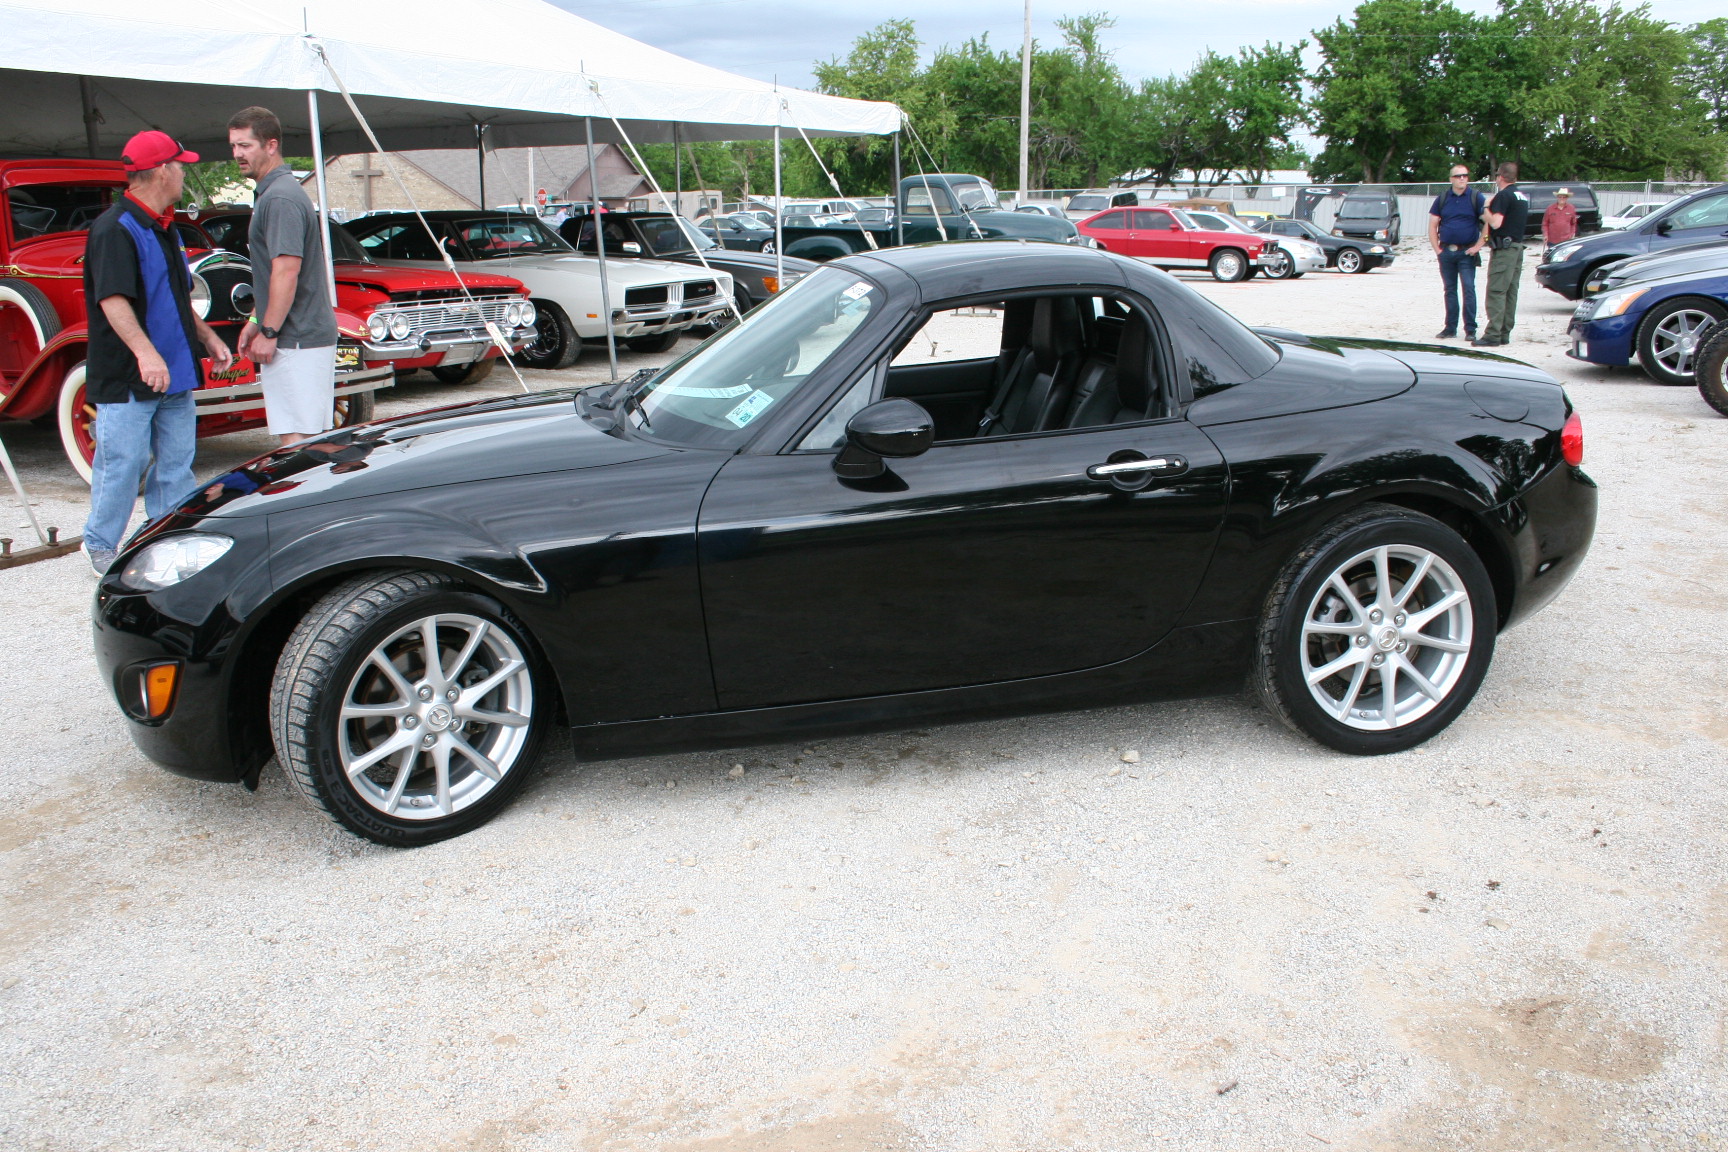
xmin=79 ymin=129 xmax=232 ymax=574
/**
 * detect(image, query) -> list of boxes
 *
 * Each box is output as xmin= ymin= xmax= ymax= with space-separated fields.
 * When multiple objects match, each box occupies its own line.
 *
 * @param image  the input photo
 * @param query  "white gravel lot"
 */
xmin=2 ymin=249 xmax=1725 ymax=1152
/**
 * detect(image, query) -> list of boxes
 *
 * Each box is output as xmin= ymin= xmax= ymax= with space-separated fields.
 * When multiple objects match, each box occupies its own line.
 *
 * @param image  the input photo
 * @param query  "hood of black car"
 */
xmin=196 ymin=390 xmax=673 ymax=518
xmin=685 ymin=248 xmax=820 ymax=275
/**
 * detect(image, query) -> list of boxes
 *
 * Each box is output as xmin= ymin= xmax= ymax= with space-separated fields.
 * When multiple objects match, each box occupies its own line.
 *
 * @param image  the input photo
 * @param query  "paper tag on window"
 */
xmin=842 ymin=281 xmax=871 ymax=301
xmin=661 ymin=383 xmax=753 ymax=398
xmin=725 ymin=390 xmax=775 ymax=427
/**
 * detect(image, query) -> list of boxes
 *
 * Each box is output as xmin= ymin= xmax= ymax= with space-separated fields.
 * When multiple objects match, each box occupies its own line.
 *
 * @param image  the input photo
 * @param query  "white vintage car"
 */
xmin=343 ymin=211 xmax=732 ymax=368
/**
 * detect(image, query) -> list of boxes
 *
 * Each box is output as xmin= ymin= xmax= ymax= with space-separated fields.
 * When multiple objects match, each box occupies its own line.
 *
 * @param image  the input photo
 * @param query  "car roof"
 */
xmin=837 ymin=239 xmax=1122 ymax=300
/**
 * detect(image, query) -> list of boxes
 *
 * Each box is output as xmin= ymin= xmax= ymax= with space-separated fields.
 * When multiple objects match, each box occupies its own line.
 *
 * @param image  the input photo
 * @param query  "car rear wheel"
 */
xmin=430 ymin=357 xmax=498 ymax=385
xmin=760 ymin=240 xmax=776 ymax=255
xmin=332 ymin=388 xmax=375 ymax=428
xmin=1336 ymin=248 xmax=1364 ymax=274
xmin=1636 ymin=297 xmax=1725 ymax=386
xmin=1254 ymin=504 xmax=1496 ymax=755
xmin=518 ymin=301 xmax=581 ymax=370
xmin=1696 ymin=324 xmax=1728 ymax=417
xmin=1210 ymin=249 xmax=1249 ymax=282
xmin=625 ymin=331 xmax=681 ymax=354
xmin=272 ymin=571 xmax=547 ymax=846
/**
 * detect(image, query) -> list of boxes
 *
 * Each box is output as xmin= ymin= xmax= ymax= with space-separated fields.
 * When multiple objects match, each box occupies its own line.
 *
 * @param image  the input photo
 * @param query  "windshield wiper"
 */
xmin=591 ymin=367 xmax=658 ymax=411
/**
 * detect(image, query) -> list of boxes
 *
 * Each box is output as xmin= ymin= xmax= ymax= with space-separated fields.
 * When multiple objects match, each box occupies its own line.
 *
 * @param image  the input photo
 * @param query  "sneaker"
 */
xmin=82 ymin=543 xmax=116 ymax=575
xmin=1471 ymin=336 xmax=1503 ymax=347
xmin=1435 ymin=329 xmax=1457 ymax=339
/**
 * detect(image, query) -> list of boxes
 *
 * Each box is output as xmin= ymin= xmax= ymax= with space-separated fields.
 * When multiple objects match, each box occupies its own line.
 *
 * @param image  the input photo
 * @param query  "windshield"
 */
xmin=8 ymin=183 xmax=116 ymax=240
xmin=675 ymin=218 xmax=718 ymax=250
xmin=622 ymin=266 xmax=879 ymax=448
xmin=1067 ymin=195 xmax=1107 ymax=212
xmin=458 ymin=215 xmax=571 ymax=258
xmin=328 ymin=223 xmax=370 ymax=263
xmin=626 ymin=216 xmax=698 ymax=255
xmin=955 ymin=181 xmax=997 ymax=211
xmin=1338 ymin=199 xmax=1390 ymax=219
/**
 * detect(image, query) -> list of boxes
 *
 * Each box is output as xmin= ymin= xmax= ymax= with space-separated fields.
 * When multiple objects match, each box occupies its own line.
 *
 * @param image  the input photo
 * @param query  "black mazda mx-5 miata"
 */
xmin=95 ymin=241 xmax=1597 ymax=846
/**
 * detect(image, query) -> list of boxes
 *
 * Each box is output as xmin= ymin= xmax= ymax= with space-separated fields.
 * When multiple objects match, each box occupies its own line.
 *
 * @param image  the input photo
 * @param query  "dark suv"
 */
xmin=1538 ymin=184 xmax=1728 ymax=300
xmin=1519 ymin=182 xmax=1601 ymax=241
xmin=1331 ymin=188 xmax=1400 ymax=244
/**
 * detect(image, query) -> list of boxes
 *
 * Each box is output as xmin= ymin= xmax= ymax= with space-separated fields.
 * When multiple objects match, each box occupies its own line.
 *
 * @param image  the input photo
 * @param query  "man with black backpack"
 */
xmin=1428 ymin=164 xmax=1486 ymax=340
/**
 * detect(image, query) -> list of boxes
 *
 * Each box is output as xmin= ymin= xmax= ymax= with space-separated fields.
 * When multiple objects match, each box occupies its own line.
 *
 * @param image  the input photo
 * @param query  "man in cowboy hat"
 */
xmin=1542 ymin=187 xmax=1579 ymax=262
xmin=80 ymin=129 xmax=233 ymax=574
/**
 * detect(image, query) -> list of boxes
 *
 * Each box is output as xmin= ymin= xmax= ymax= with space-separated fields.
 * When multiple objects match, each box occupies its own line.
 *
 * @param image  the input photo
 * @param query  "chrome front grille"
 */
xmin=684 ymin=280 xmax=717 ymax=300
xmin=382 ymin=295 xmax=518 ymax=334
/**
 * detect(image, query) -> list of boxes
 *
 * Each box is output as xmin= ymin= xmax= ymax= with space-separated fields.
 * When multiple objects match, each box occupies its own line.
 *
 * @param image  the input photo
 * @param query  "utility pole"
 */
xmin=1018 ymin=0 xmax=1032 ymax=206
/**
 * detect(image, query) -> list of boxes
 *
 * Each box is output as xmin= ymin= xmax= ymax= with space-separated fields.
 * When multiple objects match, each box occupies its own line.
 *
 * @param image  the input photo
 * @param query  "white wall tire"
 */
xmin=0 ymin=278 xmax=61 ymax=379
xmin=56 ymin=361 xmax=95 ymax=484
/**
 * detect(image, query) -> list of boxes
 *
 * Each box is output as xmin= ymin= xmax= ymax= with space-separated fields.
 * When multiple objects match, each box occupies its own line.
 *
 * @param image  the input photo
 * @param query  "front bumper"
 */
xmin=605 ymin=297 xmax=732 ymax=338
xmin=360 ymin=324 xmax=536 ymax=364
xmin=191 ymin=362 xmax=393 ymax=417
xmin=1564 ymin=311 xmax=1637 ymax=367
xmin=1536 ymin=258 xmax=1587 ymax=299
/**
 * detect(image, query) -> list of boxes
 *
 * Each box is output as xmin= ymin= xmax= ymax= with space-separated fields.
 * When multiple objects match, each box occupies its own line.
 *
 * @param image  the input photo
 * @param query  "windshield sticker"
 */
xmin=659 ymin=383 xmax=754 ymax=399
xmin=725 ymin=390 xmax=775 ymax=428
xmin=842 ymin=281 xmax=872 ymax=301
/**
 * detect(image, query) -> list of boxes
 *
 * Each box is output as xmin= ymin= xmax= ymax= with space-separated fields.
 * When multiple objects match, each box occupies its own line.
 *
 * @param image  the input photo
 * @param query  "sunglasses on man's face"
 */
xmin=1450 ymin=173 xmax=1470 ymax=179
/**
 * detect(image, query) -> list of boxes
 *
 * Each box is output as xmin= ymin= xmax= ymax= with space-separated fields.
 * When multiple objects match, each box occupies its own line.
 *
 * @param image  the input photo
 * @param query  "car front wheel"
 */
xmin=1210 ymin=249 xmax=1249 ymax=282
xmin=1254 ymin=505 xmax=1496 ymax=755
xmin=272 ymin=571 xmax=546 ymax=846
xmin=1696 ymin=324 xmax=1728 ymax=417
xmin=518 ymin=302 xmax=581 ymax=370
xmin=1636 ymin=297 xmax=1725 ymax=386
xmin=1261 ymin=250 xmax=1294 ymax=280
xmin=1336 ymin=247 xmax=1364 ymax=273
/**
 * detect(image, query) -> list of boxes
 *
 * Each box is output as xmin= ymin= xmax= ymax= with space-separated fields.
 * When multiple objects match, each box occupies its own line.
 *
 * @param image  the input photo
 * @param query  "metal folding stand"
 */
xmin=0 ymin=432 xmax=77 ymax=569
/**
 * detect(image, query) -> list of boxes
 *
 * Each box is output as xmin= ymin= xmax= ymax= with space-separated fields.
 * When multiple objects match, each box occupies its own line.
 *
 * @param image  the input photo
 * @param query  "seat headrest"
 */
xmin=1000 ymin=298 xmax=1035 ymax=350
xmin=1029 ymin=297 xmax=1081 ymax=368
xmin=1116 ymin=315 xmax=1152 ymax=413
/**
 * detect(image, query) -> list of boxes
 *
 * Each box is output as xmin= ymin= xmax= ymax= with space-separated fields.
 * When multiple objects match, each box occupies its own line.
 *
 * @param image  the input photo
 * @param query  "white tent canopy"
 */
xmin=0 ymin=0 xmax=901 ymax=157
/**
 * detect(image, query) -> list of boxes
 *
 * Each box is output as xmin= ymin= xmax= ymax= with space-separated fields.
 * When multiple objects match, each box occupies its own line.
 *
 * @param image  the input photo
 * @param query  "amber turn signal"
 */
xmin=144 ymin=663 xmax=178 ymax=718
xmin=761 ymin=276 xmax=779 ymax=295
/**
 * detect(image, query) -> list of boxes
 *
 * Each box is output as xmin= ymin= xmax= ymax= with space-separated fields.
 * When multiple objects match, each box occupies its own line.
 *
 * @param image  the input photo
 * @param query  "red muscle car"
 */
xmin=1076 ymin=205 xmax=1274 ymax=282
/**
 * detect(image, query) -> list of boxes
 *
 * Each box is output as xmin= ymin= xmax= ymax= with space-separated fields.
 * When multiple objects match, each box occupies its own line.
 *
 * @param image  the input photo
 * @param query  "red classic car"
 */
xmin=186 ymin=208 xmax=536 ymax=387
xmin=1076 ymin=205 xmax=1275 ymax=282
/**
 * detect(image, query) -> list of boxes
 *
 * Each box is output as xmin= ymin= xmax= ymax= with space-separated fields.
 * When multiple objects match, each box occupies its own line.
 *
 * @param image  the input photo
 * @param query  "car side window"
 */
xmin=1091 ymin=210 xmax=1127 ymax=229
xmin=1133 ymin=210 xmax=1174 ymax=231
xmin=891 ymin=306 xmax=1004 ymax=367
xmin=1669 ymin=194 xmax=1728 ymax=230
xmin=903 ymin=184 xmax=956 ymax=216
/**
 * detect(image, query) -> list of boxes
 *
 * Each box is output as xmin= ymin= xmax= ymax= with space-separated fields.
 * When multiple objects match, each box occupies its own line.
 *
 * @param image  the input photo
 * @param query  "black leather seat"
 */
xmin=979 ymin=297 xmax=1083 ymax=436
xmin=1062 ymin=314 xmax=1154 ymax=427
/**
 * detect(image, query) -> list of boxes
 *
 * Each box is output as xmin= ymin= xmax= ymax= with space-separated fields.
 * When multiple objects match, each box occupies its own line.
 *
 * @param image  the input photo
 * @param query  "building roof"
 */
xmin=393 ymin=145 xmax=648 ymax=208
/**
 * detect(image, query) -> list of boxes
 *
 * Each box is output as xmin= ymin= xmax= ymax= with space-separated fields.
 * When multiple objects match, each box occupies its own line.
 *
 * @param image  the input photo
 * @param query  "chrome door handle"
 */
xmin=1086 ymin=455 xmax=1187 ymax=480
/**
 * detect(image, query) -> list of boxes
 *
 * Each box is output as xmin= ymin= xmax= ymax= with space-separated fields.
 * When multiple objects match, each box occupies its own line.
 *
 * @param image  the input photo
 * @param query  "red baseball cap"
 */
xmin=121 ymin=129 xmax=198 ymax=172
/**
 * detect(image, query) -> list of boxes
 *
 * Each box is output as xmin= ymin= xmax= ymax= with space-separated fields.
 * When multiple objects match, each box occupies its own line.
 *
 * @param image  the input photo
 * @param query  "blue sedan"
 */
xmin=1568 ymin=243 xmax=1728 ymax=385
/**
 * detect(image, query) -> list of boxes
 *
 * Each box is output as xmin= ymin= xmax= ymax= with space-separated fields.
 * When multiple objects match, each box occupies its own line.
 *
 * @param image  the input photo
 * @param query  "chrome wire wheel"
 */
xmin=1300 ymin=544 xmax=1474 ymax=731
xmin=337 ymin=612 xmax=534 ymax=820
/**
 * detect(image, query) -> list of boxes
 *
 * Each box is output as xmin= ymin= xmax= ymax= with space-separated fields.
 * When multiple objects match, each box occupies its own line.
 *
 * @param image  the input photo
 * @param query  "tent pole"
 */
xmin=475 ymin=123 xmax=487 ymax=208
xmin=79 ymin=77 xmax=101 ymax=158
xmin=893 ymin=129 xmax=903 ymax=246
xmin=307 ymin=89 xmax=337 ymax=306
xmin=585 ymin=116 xmax=618 ymax=381
xmin=773 ymin=119 xmax=783 ymax=288
xmin=1018 ymin=0 xmax=1032 ymax=207
xmin=674 ymin=123 xmax=682 ymax=216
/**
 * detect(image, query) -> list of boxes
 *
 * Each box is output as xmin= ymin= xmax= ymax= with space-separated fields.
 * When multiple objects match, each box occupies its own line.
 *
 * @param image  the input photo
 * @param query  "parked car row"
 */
xmin=1073 ymin=202 xmax=1393 ymax=281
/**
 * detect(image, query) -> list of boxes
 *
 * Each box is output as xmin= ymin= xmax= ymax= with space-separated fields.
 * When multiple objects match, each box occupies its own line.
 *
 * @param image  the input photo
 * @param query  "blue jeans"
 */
xmin=83 ymin=389 xmax=197 ymax=554
xmin=1438 ymin=247 xmax=1480 ymax=334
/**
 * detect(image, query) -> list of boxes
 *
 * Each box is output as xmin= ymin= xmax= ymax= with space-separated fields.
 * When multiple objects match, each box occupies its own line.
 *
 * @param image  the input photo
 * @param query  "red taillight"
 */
xmin=1561 ymin=411 xmax=1584 ymax=466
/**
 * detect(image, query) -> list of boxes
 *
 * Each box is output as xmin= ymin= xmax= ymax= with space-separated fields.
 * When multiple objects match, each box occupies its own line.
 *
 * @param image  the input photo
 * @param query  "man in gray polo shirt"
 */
xmin=228 ymin=105 xmax=338 ymax=445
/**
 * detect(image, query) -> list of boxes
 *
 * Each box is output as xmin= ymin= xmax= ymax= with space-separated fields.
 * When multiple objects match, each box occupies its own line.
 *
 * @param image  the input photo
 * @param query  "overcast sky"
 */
xmin=551 ymin=0 xmax=1722 ymax=93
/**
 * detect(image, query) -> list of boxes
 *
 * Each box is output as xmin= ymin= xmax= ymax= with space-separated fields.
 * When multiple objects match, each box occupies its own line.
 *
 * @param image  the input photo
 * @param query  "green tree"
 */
xmin=1686 ymin=18 xmax=1728 ymax=131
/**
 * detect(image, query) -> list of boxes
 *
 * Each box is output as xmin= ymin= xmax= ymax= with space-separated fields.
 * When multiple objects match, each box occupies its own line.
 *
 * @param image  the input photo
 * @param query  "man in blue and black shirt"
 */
xmin=1427 ymin=164 xmax=1486 ymax=340
xmin=80 ymin=130 xmax=232 ymax=573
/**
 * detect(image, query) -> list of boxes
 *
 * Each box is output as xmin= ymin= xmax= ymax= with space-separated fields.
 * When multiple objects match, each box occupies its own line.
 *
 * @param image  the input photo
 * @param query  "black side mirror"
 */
xmin=1654 ymin=218 xmax=1672 ymax=235
xmin=834 ymin=398 xmax=934 ymax=479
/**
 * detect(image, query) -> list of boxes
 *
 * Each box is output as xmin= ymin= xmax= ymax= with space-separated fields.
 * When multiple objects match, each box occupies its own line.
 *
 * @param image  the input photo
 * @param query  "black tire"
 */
xmin=1209 ymin=248 xmax=1250 ymax=282
xmin=760 ymin=239 xmax=776 ymax=255
xmin=1696 ymin=324 xmax=1728 ymax=417
xmin=1635 ymin=296 xmax=1726 ymax=386
xmin=1261 ymin=249 xmax=1294 ymax=280
xmin=1336 ymin=247 xmax=1364 ymax=274
xmin=518 ymin=301 xmax=581 ymax=370
xmin=1253 ymin=504 xmax=1497 ymax=756
xmin=272 ymin=571 xmax=548 ymax=847
xmin=332 ymin=388 xmax=375 ymax=428
xmin=625 ymin=331 xmax=681 ymax=354
xmin=430 ymin=357 xmax=498 ymax=385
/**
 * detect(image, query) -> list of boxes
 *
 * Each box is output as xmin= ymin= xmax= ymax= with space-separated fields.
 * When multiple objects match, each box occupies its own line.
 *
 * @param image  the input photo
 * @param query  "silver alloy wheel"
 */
xmin=1300 ymin=544 xmax=1473 ymax=730
xmin=1213 ymin=250 xmax=1245 ymax=281
xmin=337 ymin=612 xmax=534 ymax=819
xmin=1337 ymin=248 xmax=1363 ymax=273
xmin=1649 ymin=308 xmax=1716 ymax=380
xmin=1264 ymin=249 xmax=1293 ymax=279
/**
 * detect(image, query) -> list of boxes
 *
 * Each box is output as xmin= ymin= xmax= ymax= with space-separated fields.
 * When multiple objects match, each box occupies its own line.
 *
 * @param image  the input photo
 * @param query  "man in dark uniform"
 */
xmin=1427 ymin=164 xmax=1486 ymax=339
xmin=80 ymin=130 xmax=233 ymax=573
xmin=1476 ymin=162 xmax=1530 ymax=347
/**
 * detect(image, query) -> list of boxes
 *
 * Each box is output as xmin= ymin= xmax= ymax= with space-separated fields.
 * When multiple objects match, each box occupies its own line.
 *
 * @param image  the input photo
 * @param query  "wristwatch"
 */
xmin=258 ymin=324 xmax=280 ymax=339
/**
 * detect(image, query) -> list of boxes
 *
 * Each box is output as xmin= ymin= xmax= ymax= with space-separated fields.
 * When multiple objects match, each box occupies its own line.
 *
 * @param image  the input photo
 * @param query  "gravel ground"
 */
xmin=3 ymin=249 xmax=1725 ymax=1151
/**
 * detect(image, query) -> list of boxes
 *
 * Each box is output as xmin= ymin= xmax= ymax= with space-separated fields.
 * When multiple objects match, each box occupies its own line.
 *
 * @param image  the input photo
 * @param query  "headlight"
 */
xmin=367 ymin=312 xmax=390 ymax=341
xmin=1369 ymin=245 xmax=1387 ymax=254
xmin=188 ymin=272 xmax=211 ymax=320
xmin=387 ymin=312 xmax=413 ymax=341
xmin=1558 ymin=245 xmax=1583 ymax=262
xmin=506 ymin=300 xmax=534 ymax=327
xmin=1594 ymin=288 xmax=1648 ymax=317
xmin=119 ymin=534 xmax=233 ymax=592
xmin=1374 ymin=230 xmax=1388 ymax=239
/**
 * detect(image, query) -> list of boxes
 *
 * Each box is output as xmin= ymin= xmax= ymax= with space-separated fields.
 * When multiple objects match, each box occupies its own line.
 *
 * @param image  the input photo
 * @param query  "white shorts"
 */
xmin=260 ymin=345 xmax=337 ymax=436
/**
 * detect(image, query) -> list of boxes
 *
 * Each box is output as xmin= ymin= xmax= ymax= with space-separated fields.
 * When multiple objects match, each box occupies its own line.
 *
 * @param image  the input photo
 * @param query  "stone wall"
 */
xmin=316 ymin=153 xmax=473 ymax=220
